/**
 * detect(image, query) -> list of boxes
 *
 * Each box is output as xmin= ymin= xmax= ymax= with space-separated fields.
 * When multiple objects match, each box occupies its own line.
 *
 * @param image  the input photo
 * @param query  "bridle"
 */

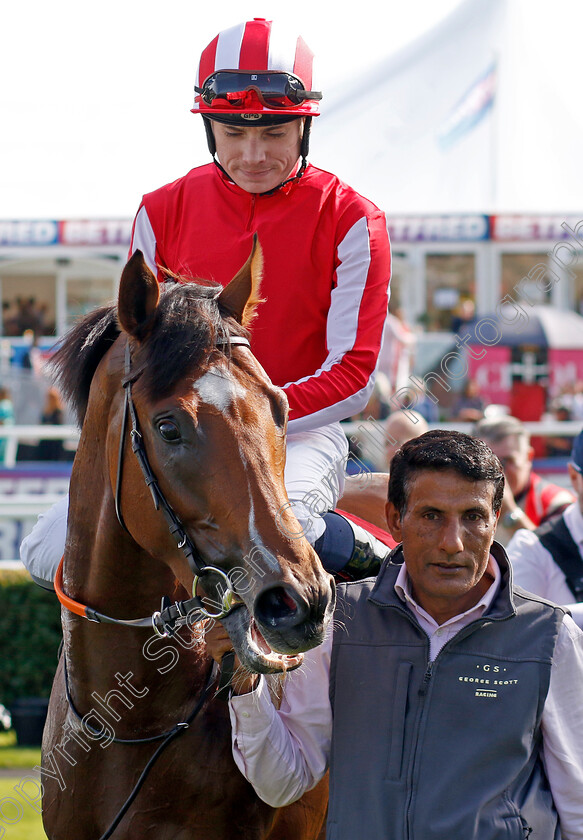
xmin=55 ymin=332 xmax=252 ymax=636
xmin=53 ymin=330 xmax=250 ymax=840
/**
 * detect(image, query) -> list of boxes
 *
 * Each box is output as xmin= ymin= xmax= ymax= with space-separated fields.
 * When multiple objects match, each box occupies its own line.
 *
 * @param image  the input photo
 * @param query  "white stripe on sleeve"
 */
xmin=131 ymin=206 xmax=157 ymax=275
xmin=327 ymin=215 xmax=371 ymax=357
xmin=284 ymin=216 xmax=383 ymax=433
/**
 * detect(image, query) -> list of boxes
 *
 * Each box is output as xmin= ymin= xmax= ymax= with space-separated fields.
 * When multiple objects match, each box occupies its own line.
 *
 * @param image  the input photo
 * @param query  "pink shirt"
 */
xmin=230 ymin=558 xmax=583 ymax=837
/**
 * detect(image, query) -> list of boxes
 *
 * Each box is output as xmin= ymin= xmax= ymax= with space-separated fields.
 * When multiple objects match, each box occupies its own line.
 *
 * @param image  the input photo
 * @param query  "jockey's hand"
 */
xmin=204 ymin=620 xmax=259 ymax=695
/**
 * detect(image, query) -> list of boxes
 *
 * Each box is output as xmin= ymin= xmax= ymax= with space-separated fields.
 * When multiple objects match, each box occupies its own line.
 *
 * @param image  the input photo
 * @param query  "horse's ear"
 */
xmin=117 ymin=250 xmax=160 ymax=341
xmin=218 ymin=234 xmax=264 ymax=327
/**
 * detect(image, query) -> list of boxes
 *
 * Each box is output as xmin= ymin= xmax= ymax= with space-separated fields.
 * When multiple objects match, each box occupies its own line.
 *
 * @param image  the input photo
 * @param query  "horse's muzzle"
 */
xmin=253 ymin=578 xmax=335 ymax=654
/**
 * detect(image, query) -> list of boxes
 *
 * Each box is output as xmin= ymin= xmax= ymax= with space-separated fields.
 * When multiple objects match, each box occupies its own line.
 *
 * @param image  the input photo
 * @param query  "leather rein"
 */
xmin=55 ymin=334 xmax=252 ymax=636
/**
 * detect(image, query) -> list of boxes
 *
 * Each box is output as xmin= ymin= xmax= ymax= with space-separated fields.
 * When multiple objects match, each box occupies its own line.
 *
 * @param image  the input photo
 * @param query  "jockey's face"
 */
xmin=212 ymin=119 xmax=303 ymax=194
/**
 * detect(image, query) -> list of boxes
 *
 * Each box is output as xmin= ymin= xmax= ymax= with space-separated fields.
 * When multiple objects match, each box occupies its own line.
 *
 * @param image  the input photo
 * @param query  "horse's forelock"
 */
xmin=48 ymin=281 xmax=249 ymax=424
xmin=138 ymin=282 xmax=243 ymax=400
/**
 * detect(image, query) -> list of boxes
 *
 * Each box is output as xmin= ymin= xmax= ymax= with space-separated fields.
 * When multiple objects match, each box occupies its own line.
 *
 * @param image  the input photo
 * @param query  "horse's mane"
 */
xmin=50 ymin=281 xmax=248 ymax=425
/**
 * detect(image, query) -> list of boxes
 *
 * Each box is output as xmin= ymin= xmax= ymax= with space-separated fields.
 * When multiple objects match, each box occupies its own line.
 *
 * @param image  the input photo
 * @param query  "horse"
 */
xmin=41 ymin=239 xmax=334 ymax=840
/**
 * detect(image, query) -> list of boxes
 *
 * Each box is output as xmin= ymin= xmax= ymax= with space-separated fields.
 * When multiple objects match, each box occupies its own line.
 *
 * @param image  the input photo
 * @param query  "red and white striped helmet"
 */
xmin=192 ymin=18 xmax=322 ymax=122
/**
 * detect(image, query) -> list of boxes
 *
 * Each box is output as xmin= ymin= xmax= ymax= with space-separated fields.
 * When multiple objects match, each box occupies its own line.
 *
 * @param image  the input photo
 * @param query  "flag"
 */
xmin=438 ymin=62 xmax=496 ymax=150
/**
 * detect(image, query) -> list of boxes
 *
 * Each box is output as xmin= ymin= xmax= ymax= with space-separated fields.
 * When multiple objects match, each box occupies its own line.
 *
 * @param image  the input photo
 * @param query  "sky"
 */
xmin=0 ymin=0 xmax=463 ymax=219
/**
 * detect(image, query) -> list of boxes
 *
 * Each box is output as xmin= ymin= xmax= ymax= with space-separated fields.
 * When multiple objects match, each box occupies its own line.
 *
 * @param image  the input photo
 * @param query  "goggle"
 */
xmin=196 ymin=71 xmax=322 ymax=110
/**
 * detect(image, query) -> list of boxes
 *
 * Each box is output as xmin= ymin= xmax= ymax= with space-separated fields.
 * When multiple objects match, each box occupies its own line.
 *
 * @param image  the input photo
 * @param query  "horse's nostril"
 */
xmin=254 ymin=585 xmax=308 ymax=628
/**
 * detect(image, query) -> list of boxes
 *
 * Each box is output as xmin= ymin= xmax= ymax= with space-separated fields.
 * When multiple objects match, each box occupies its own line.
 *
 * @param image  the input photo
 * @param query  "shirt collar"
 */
xmin=394 ymin=555 xmax=501 ymax=628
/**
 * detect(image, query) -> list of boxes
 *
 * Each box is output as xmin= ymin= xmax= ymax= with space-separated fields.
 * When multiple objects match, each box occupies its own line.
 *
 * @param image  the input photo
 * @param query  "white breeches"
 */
xmin=283 ymin=422 xmax=349 ymax=544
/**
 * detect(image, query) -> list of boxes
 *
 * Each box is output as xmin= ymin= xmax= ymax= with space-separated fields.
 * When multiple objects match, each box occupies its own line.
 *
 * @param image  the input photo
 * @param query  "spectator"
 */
xmin=450 ymin=297 xmax=476 ymax=334
xmin=507 ymin=428 xmax=583 ymax=629
xmin=339 ymin=410 xmax=428 ymax=530
xmin=15 ymin=296 xmax=44 ymax=336
xmin=20 ymin=330 xmax=44 ymax=375
xmin=394 ymin=379 xmax=440 ymax=424
xmin=35 ymin=388 xmax=66 ymax=461
xmin=376 ymin=308 xmax=416 ymax=395
xmin=383 ymin=409 xmax=429 ymax=468
xmin=554 ymin=381 xmax=583 ymax=422
xmin=0 ymin=386 xmax=14 ymax=464
xmin=545 ymin=402 xmax=575 ymax=458
xmin=208 ymin=430 xmax=583 ymax=839
xmin=474 ymin=415 xmax=574 ymax=543
xmin=350 ymin=372 xmax=392 ymax=422
xmin=572 ymin=381 xmax=583 ymax=421
xmin=2 ymin=301 xmax=19 ymax=336
xmin=450 ymin=378 xmax=485 ymax=422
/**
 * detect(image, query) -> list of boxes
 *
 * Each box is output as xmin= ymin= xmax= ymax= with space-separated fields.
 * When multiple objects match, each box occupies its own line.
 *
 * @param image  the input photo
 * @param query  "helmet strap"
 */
xmin=211 ymin=157 xmax=307 ymax=197
xmin=205 ymin=115 xmax=311 ymax=196
xmin=202 ymin=116 xmax=217 ymax=156
xmin=300 ymin=117 xmax=312 ymax=161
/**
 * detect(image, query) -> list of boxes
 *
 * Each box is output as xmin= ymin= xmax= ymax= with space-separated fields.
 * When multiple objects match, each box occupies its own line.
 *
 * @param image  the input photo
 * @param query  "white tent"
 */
xmin=310 ymin=0 xmax=583 ymax=214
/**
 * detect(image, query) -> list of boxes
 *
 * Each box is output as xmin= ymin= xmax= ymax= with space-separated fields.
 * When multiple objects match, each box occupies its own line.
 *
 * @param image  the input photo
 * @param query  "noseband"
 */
xmin=55 ymin=332 xmax=252 ymax=637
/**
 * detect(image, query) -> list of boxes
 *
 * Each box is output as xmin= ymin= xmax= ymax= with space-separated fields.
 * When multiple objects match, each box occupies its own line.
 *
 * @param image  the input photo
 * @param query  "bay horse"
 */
xmin=41 ymin=240 xmax=334 ymax=839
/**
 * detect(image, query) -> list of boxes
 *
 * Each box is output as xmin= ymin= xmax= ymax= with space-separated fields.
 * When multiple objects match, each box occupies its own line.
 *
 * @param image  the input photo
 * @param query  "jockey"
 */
xmin=20 ymin=18 xmax=392 ymax=587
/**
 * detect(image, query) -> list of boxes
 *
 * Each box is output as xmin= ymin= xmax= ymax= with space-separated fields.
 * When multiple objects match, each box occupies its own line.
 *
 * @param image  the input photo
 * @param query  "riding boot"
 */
xmin=314 ymin=511 xmax=390 ymax=580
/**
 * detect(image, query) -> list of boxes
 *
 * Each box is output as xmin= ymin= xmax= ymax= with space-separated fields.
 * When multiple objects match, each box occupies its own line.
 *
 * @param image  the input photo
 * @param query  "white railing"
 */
xmin=0 ymin=424 xmax=79 ymax=468
xmin=342 ymin=419 xmax=583 ymax=437
xmin=0 ymin=420 xmax=581 ymax=567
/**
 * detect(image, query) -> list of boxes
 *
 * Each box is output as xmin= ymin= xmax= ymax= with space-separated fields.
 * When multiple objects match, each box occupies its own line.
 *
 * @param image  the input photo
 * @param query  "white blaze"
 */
xmin=193 ymin=367 xmax=247 ymax=411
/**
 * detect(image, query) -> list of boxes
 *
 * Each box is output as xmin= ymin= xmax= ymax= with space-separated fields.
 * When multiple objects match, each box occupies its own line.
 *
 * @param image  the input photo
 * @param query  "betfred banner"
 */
xmin=59 ymin=219 xmax=132 ymax=246
xmin=387 ymin=214 xmax=489 ymax=243
xmin=491 ymin=215 xmax=583 ymax=242
xmin=0 ymin=220 xmax=59 ymax=246
xmin=0 ymin=219 xmax=132 ymax=248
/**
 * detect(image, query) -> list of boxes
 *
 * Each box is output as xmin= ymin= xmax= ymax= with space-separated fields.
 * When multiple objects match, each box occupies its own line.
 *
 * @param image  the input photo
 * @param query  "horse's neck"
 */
xmin=61 ymin=625 xmax=209 ymax=747
xmin=63 ymin=490 xmax=210 ymax=730
xmin=65 ymin=464 xmax=178 ymax=604
xmin=62 ymin=556 xmax=210 ymax=734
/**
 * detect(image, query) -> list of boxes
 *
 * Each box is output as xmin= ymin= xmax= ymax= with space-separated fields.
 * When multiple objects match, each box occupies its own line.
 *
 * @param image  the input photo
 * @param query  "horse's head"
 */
xmin=71 ymin=238 xmax=334 ymax=673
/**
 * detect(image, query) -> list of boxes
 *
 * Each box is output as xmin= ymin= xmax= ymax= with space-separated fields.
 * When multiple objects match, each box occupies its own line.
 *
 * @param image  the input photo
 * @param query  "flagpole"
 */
xmin=490 ymin=52 xmax=499 ymax=210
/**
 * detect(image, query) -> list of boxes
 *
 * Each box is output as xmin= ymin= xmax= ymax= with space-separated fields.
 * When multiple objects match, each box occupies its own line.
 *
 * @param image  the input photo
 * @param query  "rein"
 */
xmin=62 ymin=655 xmax=216 ymax=840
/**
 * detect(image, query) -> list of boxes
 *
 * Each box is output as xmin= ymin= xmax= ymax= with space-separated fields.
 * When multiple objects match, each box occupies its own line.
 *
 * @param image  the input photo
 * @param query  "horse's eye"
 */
xmin=157 ymin=420 xmax=181 ymax=442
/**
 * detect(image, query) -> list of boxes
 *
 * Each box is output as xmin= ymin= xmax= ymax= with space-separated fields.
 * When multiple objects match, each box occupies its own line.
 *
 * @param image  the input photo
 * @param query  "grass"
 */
xmin=0 ymin=778 xmax=47 ymax=839
xmin=0 ymin=731 xmax=47 ymax=838
xmin=0 ymin=730 xmax=41 ymax=769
